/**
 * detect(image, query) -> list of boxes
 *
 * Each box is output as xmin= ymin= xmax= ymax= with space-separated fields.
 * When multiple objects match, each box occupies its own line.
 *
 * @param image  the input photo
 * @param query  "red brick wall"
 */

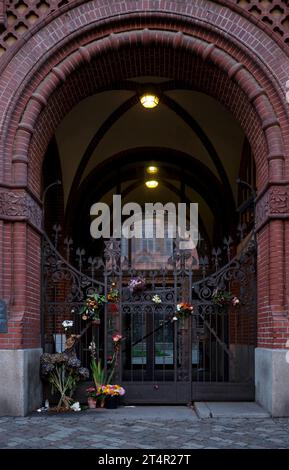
xmin=0 ymin=222 xmax=41 ymax=348
xmin=0 ymin=0 xmax=288 ymax=350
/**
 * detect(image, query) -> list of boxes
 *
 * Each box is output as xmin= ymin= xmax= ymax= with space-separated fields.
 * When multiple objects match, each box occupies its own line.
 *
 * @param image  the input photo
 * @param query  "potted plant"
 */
xmin=86 ymin=386 xmax=98 ymax=409
xmin=79 ymin=293 xmax=107 ymax=324
xmin=86 ymin=387 xmax=97 ymax=409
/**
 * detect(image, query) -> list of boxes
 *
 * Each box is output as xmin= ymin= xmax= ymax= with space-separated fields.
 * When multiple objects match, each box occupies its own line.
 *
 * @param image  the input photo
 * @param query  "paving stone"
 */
xmin=0 ymin=408 xmax=289 ymax=449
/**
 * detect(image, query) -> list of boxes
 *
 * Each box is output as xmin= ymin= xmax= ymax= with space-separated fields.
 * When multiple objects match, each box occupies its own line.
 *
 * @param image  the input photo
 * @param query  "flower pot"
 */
xmin=105 ymin=396 xmax=119 ymax=409
xmin=91 ymin=319 xmax=100 ymax=325
xmin=88 ymin=397 xmax=97 ymax=409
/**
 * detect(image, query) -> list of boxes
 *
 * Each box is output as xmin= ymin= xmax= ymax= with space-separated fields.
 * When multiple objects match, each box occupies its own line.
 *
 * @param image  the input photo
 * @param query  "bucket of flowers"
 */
xmin=79 ymin=293 xmax=107 ymax=324
xmin=128 ymin=276 xmax=146 ymax=294
xmin=212 ymin=288 xmax=240 ymax=307
xmin=100 ymin=384 xmax=126 ymax=409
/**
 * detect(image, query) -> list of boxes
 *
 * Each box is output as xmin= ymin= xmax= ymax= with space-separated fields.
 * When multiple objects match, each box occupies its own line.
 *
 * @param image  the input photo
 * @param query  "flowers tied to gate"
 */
xmin=175 ymin=302 xmax=194 ymax=319
xmin=79 ymin=293 xmax=107 ymax=321
xmin=112 ymin=333 xmax=122 ymax=344
xmin=128 ymin=276 xmax=146 ymax=293
xmin=62 ymin=320 xmax=74 ymax=332
xmin=107 ymin=283 xmax=120 ymax=302
xmin=212 ymin=288 xmax=240 ymax=307
xmin=152 ymin=294 xmax=162 ymax=304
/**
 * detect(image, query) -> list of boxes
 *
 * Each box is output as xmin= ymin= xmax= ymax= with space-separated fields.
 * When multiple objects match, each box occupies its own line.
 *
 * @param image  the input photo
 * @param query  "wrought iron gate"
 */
xmin=42 ymin=228 xmax=256 ymax=403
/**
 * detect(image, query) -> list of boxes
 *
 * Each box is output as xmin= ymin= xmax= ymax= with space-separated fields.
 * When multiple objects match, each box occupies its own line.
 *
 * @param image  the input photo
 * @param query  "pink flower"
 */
xmin=112 ymin=333 xmax=122 ymax=343
xmin=232 ymin=296 xmax=240 ymax=306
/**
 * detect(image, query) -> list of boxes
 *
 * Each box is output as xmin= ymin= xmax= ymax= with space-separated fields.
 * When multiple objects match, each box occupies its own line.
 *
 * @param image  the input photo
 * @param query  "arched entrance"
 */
xmin=42 ymin=116 xmax=257 ymax=402
xmin=0 ymin=0 xmax=289 ymax=416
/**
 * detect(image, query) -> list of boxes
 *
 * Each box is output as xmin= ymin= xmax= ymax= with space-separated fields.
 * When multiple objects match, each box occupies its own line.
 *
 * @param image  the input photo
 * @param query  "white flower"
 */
xmin=62 ymin=320 xmax=74 ymax=331
xmin=71 ymin=402 xmax=81 ymax=412
xmin=152 ymin=295 xmax=162 ymax=304
xmin=176 ymin=305 xmax=181 ymax=311
xmin=172 ymin=316 xmax=178 ymax=321
xmin=89 ymin=341 xmax=96 ymax=351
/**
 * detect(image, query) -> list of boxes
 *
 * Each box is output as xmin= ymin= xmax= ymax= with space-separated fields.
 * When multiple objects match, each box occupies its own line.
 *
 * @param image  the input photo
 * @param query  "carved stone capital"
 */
xmin=0 ymin=189 xmax=42 ymax=231
xmin=255 ymin=183 xmax=289 ymax=231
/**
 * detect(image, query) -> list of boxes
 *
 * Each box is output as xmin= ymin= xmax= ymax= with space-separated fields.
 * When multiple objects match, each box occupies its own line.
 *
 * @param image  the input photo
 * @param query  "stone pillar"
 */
xmin=0 ymin=187 xmax=43 ymax=416
xmin=0 ymin=349 xmax=43 ymax=416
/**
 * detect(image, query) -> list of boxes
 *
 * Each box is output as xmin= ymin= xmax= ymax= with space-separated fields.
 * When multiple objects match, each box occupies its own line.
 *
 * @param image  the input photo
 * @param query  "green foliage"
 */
xmin=91 ymin=357 xmax=106 ymax=387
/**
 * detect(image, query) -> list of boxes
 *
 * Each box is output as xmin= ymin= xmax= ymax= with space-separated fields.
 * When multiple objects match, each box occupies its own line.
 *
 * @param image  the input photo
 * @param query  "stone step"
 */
xmin=194 ymin=402 xmax=270 ymax=418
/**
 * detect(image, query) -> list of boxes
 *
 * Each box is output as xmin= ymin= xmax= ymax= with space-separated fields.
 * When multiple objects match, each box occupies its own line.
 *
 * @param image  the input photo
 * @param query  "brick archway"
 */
xmin=0 ymin=0 xmax=289 ymax=416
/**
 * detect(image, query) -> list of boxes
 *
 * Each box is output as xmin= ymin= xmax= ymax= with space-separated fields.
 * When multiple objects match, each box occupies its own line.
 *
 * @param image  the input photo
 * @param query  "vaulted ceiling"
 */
xmin=49 ymin=77 xmax=245 ymax=247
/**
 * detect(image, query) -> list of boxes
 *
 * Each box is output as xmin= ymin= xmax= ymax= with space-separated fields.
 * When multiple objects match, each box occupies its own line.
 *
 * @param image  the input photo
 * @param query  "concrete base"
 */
xmin=0 ymin=348 xmax=43 ymax=416
xmin=255 ymin=348 xmax=289 ymax=417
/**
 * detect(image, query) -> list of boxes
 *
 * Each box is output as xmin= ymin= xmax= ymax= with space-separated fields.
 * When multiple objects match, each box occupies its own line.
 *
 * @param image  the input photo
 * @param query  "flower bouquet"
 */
xmin=40 ymin=352 xmax=89 ymax=412
xmin=152 ymin=294 xmax=162 ymax=304
xmin=107 ymin=284 xmax=120 ymax=302
xmin=62 ymin=320 xmax=74 ymax=332
xmin=175 ymin=302 xmax=194 ymax=319
xmin=212 ymin=289 xmax=240 ymax=307
xmin=128 ymin=276 xmax=146 ymax=293
xmin=79 ymin=293 xmax=107 ymax=323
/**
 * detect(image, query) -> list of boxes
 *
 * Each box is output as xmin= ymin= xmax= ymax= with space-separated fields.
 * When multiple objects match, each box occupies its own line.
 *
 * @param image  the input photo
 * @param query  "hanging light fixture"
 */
xmin=145 ymin=180 xmax=159 ymax=189
xmin=140 ymin=93 xmax=160 ymax=109
xmin=146 ymin=165 xmax=159 ymax=174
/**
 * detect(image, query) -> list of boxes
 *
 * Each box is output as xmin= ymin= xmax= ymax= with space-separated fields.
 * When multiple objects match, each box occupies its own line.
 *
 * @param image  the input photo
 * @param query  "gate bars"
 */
xmin=42 ymin=226 xmax=257 ymax=403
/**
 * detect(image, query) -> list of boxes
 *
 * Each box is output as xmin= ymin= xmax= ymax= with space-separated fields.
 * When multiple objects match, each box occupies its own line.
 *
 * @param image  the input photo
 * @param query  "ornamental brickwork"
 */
xmin=0 ymin=0 xmax=289 ymax=60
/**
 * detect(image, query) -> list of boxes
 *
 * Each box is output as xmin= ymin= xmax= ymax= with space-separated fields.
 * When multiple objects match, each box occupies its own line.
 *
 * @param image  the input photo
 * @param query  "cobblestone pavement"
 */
xmin=0 ymin=407 xmax=289 ymax=449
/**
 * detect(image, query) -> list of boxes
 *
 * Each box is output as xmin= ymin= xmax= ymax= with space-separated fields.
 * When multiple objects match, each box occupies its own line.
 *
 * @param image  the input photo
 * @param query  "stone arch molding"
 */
xmin=0 ymin=0 xmax=288 ymax=204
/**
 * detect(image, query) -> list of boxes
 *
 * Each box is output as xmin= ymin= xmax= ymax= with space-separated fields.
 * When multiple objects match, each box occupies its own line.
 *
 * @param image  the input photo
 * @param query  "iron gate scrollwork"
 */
xmin=42 ymin=227 xmax=257 ymax=403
